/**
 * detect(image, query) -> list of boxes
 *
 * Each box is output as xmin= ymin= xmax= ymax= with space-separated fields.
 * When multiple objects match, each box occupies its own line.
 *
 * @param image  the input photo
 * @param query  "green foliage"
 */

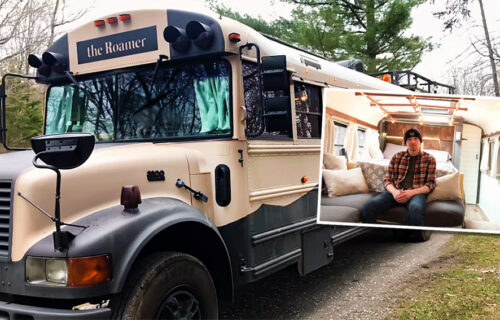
xmin=208 ymin=0 xmax=432 ymax=73
xmin=3 ymin=77 xmax=44 ymax=148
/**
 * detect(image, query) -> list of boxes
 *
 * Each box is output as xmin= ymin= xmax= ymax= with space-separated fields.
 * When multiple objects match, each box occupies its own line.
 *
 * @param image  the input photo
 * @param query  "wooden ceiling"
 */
xmin=355 ymin=92 xmax=475 ymax=126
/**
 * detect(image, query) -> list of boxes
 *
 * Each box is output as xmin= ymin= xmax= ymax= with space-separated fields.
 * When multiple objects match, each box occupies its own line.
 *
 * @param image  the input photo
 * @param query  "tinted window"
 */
xmin=295 ymin=82 xmax=322 ymax=138
xmin=46 ymin=59 xmax=231 ymax=141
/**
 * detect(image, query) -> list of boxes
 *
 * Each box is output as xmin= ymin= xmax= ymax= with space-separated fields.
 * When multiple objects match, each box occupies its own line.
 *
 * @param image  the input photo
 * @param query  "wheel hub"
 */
xmin=156 ymin=288 xmax=201 ymax=320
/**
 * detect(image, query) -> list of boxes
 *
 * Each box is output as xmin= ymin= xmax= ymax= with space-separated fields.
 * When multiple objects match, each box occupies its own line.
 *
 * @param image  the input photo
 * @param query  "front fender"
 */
xmin=21 ymin=197 xmax=230 ymax=299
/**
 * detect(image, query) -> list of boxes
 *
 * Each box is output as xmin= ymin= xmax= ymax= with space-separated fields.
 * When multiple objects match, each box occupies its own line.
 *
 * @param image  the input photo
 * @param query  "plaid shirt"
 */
xmin=384 ymin=150 xmax=436 ymax=192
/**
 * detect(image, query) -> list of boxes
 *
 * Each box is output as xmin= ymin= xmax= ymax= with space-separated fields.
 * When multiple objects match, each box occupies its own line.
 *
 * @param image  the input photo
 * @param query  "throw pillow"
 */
xmin=323 ymin=153 xmax=347 ymax=170
xmin=323 ymin=167 xmax=369 ymax=197
xmin=427 ymin=171 xmax=462 ymax=203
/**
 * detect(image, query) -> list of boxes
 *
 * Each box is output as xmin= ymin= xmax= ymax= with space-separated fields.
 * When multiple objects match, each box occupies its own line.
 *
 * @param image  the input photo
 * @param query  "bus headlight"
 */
xmin=26 ymin=257 xmax=67 ymax=286
xmin=46 ymin=259 xmax=68 ymax=284
xmin=26 ymin=255 xmax=111 ymax=287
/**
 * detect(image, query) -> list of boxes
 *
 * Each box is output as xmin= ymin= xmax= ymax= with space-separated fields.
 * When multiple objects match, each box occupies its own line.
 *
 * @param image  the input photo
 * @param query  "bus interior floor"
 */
xmin=464 ymin=204 xmax=500 ymax=231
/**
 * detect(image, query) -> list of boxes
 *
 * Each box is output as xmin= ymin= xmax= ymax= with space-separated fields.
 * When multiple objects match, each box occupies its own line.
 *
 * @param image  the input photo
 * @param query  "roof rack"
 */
xmin=371 ymin=70 xmax=455 ymax=94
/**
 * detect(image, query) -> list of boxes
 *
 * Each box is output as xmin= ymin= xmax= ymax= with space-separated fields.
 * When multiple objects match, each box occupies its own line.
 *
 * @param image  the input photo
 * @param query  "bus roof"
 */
xmin=33 ymin=8 xmax=409 ymax=93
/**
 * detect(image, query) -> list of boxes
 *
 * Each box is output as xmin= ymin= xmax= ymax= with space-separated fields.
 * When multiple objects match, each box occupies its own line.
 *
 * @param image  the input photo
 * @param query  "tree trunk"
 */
xmin=364 ymin=0 xmax=376 ymax=73
xmin=478 ymin=0 xmax=499 ymax=96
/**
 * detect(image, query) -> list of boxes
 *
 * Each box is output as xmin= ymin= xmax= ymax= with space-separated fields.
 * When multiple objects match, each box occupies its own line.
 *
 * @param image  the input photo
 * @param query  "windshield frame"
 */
xmin=43 ymin=57 xmax=234 ymax=143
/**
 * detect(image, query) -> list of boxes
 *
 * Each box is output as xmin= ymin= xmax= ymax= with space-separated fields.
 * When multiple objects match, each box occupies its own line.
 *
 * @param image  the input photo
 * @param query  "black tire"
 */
xmin=393 ymin=229 xmax=432 ymax=242
xmin=113 ymin=252 xmax=218 ymax=320
xmin=411 ymin=230 xmax=432 ymax=242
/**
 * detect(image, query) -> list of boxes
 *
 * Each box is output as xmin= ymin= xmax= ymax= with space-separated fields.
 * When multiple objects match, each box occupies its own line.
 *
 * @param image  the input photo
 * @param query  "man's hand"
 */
xmin=391 ymin=189 xmax=403 ymax=203
xmin=395 ymin=190 xmax=415 ymax=204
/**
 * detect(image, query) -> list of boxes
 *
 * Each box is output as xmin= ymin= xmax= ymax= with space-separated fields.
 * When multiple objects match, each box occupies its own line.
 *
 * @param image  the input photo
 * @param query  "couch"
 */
xmin=320 ymin=162 xmax=466 ymax=228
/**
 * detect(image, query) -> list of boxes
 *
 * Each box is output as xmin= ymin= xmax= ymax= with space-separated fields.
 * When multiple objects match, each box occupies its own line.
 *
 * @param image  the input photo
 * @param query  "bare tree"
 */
xmin=0 ymin=0 xmax=88 ymax=74
xmin=447 ymin=61 xmax=496 ymax=96
xmin=433 ymin=0 xmax=499 ymax=96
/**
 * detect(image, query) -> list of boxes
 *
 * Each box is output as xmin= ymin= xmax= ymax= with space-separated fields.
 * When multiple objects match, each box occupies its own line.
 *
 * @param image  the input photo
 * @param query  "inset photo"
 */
xmin=319 ymin=88 xmax=500 ymax=233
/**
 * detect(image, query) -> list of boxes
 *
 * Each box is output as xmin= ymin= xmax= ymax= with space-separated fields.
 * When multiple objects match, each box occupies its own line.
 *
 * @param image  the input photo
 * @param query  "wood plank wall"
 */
xmin=385 ymin=122 xmax=455 ymax=155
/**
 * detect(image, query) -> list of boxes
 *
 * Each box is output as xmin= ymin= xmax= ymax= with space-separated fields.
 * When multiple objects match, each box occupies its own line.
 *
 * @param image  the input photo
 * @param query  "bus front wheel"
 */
xmin=114 ymin=252 xmax=218 ymax=319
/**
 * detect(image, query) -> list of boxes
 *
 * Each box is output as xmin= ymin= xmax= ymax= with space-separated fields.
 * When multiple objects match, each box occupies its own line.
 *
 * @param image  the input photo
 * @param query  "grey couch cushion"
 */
xmin=424 ymin=200 xmax=464 ymax=227
xmin=376 ymin=199 xmax=464 ymax=227
xmin=321 ymin=193 xmax=465 ymax=227
xmin=319 ymin=205 xmax=360 ymax=223
xmin=321 ymin=192 xmax=378 ymax=212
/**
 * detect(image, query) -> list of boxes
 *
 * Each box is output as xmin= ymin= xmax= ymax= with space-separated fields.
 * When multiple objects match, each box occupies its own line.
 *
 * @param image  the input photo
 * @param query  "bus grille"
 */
xmin=0 ymin=181 xmax=11 ymax=258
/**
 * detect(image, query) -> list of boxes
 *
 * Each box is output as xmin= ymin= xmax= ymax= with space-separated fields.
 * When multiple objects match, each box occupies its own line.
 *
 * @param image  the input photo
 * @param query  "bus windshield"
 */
xmin=45 ymin=59 xmax=231 ymax=141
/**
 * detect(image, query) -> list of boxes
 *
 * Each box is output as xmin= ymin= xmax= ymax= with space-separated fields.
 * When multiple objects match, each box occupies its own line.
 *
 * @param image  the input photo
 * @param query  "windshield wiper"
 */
xmin=133 ymin=55 xmax=171 ymax=116
xmin=151 ymin=55 xmax=168 ymax=87
xmin=65 ymin=71 xmax=78 ymax=86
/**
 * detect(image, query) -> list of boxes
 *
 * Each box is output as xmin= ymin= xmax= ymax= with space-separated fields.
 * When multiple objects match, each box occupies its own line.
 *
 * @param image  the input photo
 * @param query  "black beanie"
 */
xmin=404 ymin=128 xmax=422 ymax=143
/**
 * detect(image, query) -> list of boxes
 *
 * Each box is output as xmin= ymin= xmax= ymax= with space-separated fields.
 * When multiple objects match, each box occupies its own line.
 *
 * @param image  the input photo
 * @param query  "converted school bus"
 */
xmin=1 ymin=8 xmax=410 ymax=319
xmin=319 ymin=72 xmax=500 ymax=232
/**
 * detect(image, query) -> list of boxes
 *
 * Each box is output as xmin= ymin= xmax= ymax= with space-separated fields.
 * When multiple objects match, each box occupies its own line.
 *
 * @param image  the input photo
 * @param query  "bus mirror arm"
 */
xmin=239 ymin=43 xmax=265 ymax=137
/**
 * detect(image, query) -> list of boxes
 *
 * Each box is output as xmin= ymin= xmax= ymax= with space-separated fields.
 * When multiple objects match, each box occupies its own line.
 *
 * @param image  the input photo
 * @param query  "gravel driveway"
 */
xmin=220 ymin=228 xmax=454 ymax=320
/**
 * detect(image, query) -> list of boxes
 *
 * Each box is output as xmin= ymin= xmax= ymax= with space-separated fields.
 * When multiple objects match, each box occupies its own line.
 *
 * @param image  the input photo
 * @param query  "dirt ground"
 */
xmin=220 ymin=228 xmax=455 ymax=320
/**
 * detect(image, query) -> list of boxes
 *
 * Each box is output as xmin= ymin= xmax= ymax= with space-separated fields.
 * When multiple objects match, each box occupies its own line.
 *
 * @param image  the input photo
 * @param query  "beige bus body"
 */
xmin=0 ymin=7 xmax=416 ymax=318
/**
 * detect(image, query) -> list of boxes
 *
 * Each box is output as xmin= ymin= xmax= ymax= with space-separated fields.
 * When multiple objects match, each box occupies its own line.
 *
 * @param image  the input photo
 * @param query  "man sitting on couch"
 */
xmin=362 ymin=128 xmax=436 ymax=226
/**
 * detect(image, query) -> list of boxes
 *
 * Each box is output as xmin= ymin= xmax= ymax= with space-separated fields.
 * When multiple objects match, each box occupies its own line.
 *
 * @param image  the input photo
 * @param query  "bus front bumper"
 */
xmin=0 ymin=301 xmax=111 ymax=319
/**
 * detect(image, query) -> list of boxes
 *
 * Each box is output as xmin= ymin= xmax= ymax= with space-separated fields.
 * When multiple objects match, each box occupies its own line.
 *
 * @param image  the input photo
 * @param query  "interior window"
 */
xmin=357 ymin=129 xmax=366 ymax=148
xmin=334 ymin=121 xmax=347 ymax=155
xmin=488 ymin=139 xmax=495 ymax=174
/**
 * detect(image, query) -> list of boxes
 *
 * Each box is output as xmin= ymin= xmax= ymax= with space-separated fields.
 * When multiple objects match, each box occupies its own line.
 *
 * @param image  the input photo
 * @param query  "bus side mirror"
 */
xmin=0 ymin=73 xmax=43 ymax=150
xmin=31 ymin=133 xmax=95 ymax=170
xmin=30 ymin=133 xmax=95 ymax=251
xmin=262 ymin=55 xmax=289 ymax=91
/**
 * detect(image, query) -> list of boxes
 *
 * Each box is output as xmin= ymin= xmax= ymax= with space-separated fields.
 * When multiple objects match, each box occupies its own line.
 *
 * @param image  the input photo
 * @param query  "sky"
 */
xmin=64 ymin=0 xmax=500 ymax=86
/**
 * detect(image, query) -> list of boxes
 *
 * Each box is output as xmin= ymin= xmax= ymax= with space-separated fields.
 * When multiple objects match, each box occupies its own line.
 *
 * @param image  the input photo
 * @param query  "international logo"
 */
xmin=77 ymin=26 xmax=158 ymax=64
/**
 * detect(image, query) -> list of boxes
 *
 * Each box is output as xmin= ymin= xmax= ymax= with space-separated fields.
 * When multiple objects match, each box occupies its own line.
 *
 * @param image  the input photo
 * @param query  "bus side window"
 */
xmin=242 ymin=60 xmax=291 ymax=138
xmin=294 ymin=82 xmax=322 ymax=138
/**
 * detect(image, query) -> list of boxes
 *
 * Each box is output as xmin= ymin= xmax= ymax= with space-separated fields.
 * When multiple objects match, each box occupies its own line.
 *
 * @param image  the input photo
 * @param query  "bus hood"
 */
xmin=6 ymin=142 xmax=207 ymax=261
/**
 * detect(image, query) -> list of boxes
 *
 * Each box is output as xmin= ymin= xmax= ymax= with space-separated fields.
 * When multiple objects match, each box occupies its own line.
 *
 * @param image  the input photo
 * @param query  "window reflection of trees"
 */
xmin=79 ymin=77 xmax=116 ymax=139
xmin=243 ymin=60 xmax=289 ymax=137
xmin=295 ymin=82 xmax=322 ymax=138
xmin=46 ymin=60 xmax=231 ymax=141
xmin=118 ymin=61 xmax=229 ymax=139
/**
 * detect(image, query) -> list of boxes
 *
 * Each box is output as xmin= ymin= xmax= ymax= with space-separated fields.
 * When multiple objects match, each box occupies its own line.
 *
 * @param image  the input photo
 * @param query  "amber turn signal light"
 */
xmin=228 ymin=33 xmax=241 ymax=43
xmin=301 ymin=176 xmax=308 ymax=183
xmin=68 ymin=255 xmax=111 ymax=287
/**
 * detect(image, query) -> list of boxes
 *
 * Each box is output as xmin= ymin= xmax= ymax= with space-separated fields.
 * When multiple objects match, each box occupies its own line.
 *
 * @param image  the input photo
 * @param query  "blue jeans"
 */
xmin=361 ymin=192 xmax=427 ymax=226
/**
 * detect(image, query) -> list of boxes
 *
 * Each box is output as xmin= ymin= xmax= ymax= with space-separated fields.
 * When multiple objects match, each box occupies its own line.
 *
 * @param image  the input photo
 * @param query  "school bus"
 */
xmin=0 ymin=8 xmax=407 ymax=319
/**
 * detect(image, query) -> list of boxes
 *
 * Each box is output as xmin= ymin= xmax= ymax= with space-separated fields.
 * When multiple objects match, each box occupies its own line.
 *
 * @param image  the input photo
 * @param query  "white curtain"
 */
xmin=366 ymin=129 xmax=381 ymax=150
xmin=480 ymin=139 xmax=489 ymax=172
xmin=323 ymin=114 xmax=335 ymax=154
xmin=365 ymin=128 xmax=382 ymax=159
xmin=344 ymin=122 xmax=359 ymax=161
